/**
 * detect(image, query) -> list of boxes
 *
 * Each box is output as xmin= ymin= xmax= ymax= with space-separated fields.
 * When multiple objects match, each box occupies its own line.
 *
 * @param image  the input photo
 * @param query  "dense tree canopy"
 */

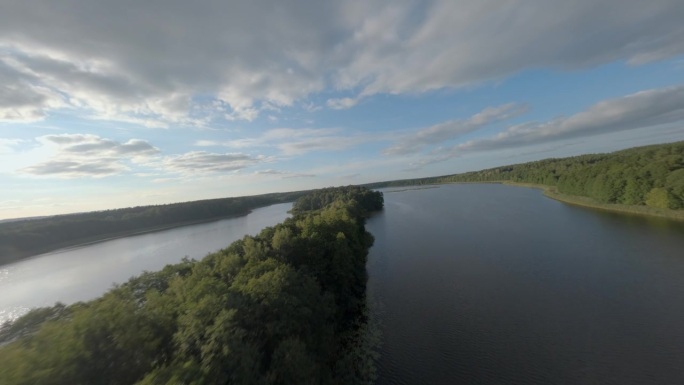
xmin=291 ymin=186 xmax=384 ymax=215
xmin=367 ymin=141 xmax=684 ymax=210
xmin=0 ymin=187 xmax=384 ymax=385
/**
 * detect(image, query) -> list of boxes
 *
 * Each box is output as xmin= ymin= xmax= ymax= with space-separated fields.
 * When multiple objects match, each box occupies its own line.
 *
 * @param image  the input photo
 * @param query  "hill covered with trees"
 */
xmin=367 ymin=141 xmax=684 ymax=212
xmin=0 ymin=186 xmax=384 ymax=385
xmin=0 ymin=190 xmax=309 ymax=266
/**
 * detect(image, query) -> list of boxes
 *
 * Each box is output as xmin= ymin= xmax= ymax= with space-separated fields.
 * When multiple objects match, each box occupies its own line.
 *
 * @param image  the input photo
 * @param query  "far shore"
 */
xmin=380 ymin=186 xmax=441 ymax=193
xmin=2 ymin=210 xmax=263 ymax=267
xmin=502 ymin=182 xmax=684 ymax=222
xmin=5 ymin=181 xmax=682 ymax=267
xmin=372 ymin=180 xmax=684 ymax=221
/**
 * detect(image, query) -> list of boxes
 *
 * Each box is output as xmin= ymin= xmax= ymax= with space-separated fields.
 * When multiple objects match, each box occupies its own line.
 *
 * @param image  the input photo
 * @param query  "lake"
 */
xmin=0 ymin=203 xmax=291 ymax=325
xmin=2 ymin=184 xmax=684 ymax=384
xmin=366 ymin=184 xmax=684 ymax=385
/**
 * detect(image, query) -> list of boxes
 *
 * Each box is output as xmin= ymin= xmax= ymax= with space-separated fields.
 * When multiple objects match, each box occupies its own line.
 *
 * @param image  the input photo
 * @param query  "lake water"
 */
xmin=0 ymin=203 xmax=291 ymax=325
xmin=3 ymin=185 xmax=684 ymax=384
xmin=366 ymin=184 xmax=684 ymax=385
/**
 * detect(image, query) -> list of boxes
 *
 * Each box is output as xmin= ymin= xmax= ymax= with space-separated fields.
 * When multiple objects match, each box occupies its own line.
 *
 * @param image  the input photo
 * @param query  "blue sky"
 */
xmin=1 ymin=0 xmax=684 ymax=219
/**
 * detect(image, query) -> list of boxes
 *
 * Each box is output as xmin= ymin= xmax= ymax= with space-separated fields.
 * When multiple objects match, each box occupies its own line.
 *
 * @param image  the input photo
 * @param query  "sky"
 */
xmin=1 ymin=0 xmax=684 ymax=219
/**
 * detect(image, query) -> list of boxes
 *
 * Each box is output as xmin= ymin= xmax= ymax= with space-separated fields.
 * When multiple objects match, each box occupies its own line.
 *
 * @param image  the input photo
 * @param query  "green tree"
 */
xmin=645 ymin=187 xmax=670 ymax=209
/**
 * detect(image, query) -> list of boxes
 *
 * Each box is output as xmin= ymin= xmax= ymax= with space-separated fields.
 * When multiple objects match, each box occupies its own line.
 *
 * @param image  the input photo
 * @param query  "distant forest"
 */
xmin=2 ymin=141 xmax=682 ymax=266
xmin=0 ymin=190 xmax=309 ymax=265
xmin=0 ymin=186 xmax=384 ymax=384
xmin=367 ymin=141 xmax=684 ymax=210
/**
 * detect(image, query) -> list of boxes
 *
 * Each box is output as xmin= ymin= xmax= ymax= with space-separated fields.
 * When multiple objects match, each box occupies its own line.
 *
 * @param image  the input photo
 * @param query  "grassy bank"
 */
xmin=503 ymin=182 xmax=684 ymax=221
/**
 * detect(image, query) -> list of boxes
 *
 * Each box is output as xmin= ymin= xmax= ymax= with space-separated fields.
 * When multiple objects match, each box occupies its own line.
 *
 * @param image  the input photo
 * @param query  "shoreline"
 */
xmin=44 ymin=213 xmax=252 ymax=254
xmin=4 ymin=182 xmax=682 ymax=267
xmin=1 ymin=205 xmax=287 ymax=267
xmin=501 ymin=182 xmax=684 ymax=222
xmin=380 ymin=186 xmax=441 ymax=193
xmin=370 ymin=180 xmax=684 ymax=221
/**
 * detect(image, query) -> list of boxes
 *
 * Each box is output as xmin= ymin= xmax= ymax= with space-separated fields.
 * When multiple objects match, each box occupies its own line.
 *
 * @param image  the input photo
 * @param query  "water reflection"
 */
xmin=0 ymin=203 xmax=291 ymax=325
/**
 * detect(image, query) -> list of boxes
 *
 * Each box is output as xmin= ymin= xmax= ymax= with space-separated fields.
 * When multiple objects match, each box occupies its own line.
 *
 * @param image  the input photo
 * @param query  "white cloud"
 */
xmin=384 ymin=103 xmax=528 ymax=155
xmin=0 ymin=0 xmax=681 ymax=124
xmin=194 ymin=140 xmax=222 ymax=147
xmin=20 ymin=134 xmax=159 ymax=178
xmin=277 ymin=134 xmax=367 ymax=156
xmin=225 ymin=107 xmax=260 ymax=122
xmin=0 ymin=59 xmax=65 ymax=122
xmin=159 ymin=151 xmax=270 ymax=175
xmin=411 ymin=84 xmax=684 ymax=167
xmin=327 ymin=97 xmax=359 ymax=110
xmin=21 ymin=159 xmax=128 ymax=178
xmin=1 ymin=49 xmax=204 ymax=127
xmin=338 ymin=0 xmax=684 ymax=97
xmin=283 ymin=173 xmax=316 ymax=179
xmin=302 ymin=102 xmax=322 ymax=112
xmin=254 ymin=169 xmax=286 ymax=176
xmin=0 ymin=138 xmax=23 ymax=154
xmin=40 ymin=134 xmax=158 ymax=158
xmin=254 ymin=169 xmax=316 ymax=178
xmin=195 ymin=127 xmax=380 ymax=156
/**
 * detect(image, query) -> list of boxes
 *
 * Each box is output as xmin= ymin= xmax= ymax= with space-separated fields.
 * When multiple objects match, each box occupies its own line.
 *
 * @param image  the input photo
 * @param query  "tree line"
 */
xmin=7 ymin=141 xmax=679 ymax=267
xmin=291 ymin=185 xmax=385 ymax=214
xmin=367 ymin=141 xmax=684 ymax=210
xmin=0 ymin=190 xmax=310 ymax=266
xmin=0 ymin=186 xmax=384 ymax=385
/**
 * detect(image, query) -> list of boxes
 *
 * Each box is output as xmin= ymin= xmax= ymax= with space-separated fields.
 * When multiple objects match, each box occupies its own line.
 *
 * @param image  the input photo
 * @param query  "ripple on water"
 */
xmin=0 ymin=306 xmax=30 ymax=326
xmin=0 ymin=269 xmax=28 ymax=325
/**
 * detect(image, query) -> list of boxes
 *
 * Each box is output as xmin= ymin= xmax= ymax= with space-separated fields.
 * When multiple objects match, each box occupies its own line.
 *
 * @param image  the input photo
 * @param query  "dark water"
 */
xmin=366 ymin=184 xmax=684 ymax=385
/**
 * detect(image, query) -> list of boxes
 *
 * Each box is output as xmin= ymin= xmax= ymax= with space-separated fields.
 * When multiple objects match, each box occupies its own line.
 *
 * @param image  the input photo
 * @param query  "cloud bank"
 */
xmin=160 ymin=152 xmax=270 ymax=175
xmin=196 ymin=127 xmax=375 ymax=156
xmin=18 ymin=134 xmax=270 ymax=178
xmin=21 ymin=134 xmax=159 ymax=178
xmin=409 ymin=84 xmax=684 ymax=168
xmin=384 ymin=103 xmax=528 ymax=156
xmin=0 ymin=0 xmax=682 ymax=124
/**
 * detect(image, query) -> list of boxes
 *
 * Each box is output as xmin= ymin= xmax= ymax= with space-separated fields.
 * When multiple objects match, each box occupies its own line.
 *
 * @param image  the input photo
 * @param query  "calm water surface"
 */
xmin=0 ymin=203 xmax=291 ymax=325
xmin=3 ymin=185 xmax=684 ymax=384
xmin=367 ymin=184 xmax=684 ymax=385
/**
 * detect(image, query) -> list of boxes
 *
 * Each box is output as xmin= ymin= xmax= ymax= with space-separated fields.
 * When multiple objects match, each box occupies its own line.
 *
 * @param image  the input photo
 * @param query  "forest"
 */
xmin=0 ymin=186 xmax=384 ymax=385
xmin=0 ymin=190 xmax=310 ymax=266
xmin=367 ymin=141 xmax=684 ymax=210
xmin=4 ymin=142 xmax=681 ymax=266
